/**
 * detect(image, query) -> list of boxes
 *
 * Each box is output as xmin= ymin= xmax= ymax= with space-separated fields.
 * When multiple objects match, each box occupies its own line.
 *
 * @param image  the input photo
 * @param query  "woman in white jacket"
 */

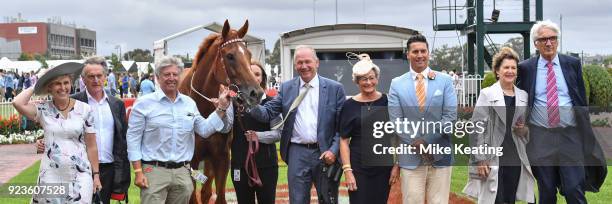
xmin=463 ymin=47 xmax=535 ymax=203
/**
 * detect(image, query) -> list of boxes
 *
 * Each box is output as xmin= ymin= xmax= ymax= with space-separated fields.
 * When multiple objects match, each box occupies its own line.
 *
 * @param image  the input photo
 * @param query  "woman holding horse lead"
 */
xmin=231 ymin=60 xmax=279 ymax=204
xmin=12 ymin=62 xmax=102 ymax=203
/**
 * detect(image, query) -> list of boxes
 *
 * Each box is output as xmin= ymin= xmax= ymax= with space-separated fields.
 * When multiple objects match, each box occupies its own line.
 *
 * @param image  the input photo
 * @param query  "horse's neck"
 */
xmin=187 ymin=38 xmax=224 ymax=114
xmin=188 ymin=67 xmax=220 ymax=114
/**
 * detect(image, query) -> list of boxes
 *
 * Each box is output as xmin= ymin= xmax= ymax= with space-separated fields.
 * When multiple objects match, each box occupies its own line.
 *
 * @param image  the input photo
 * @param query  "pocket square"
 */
xmin=434 ymin=89 xmax=443 ymax=96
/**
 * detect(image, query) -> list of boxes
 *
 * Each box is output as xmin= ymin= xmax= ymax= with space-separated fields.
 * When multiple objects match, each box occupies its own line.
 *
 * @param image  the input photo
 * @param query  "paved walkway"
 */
xmin=0 ymin=144 xmax=41 ymax=183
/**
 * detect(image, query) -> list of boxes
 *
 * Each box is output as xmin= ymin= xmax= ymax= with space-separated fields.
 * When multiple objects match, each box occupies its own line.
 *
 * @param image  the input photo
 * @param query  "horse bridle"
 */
xmin=188 ymin=37 xmax=263 ymax=187
xmin=189 ymin=38 xmax=246 ymax=103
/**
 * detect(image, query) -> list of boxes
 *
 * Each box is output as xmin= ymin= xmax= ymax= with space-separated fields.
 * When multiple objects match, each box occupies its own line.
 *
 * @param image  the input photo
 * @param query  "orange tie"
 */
xmin=416 ymin=73 xmax=426 ymax=112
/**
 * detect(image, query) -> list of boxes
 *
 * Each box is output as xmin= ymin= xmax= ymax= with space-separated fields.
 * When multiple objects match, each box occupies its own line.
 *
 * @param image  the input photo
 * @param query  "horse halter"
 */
xmin=189 ymin=37 xmax=246 ymax=104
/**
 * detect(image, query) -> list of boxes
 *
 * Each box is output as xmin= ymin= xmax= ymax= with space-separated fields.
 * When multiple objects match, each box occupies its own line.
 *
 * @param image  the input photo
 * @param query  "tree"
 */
xmin=110 ymin=54 xmax=122 ymax=73
xmin=429 ymin=44 xmax=463 ymax=71
xmin=504 ymin=37 xmax=525 ymax=60
xmin=266 ymin=39 xmax=280 ymax=68
xmin=18 ymin=53 xmax=33 ymax=61
xmin=603 ymin=56 xmax=612 ymax=66
xmin=584 ymin=65 xmax=612 ymax=110
xmin=123 ymin=49 xmax=154 ymax=62
xmin=33 ymin=54 xmax=48 ymax=68
xmin=147 ymin=64 xmax=154 ymax=74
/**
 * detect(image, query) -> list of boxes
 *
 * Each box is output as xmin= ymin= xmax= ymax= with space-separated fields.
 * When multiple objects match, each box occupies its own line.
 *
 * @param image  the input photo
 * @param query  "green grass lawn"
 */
xmin=0 ymin=161 xmax=289 ymax=203
xmin=1 ymin=159 xmax=611 ymax=203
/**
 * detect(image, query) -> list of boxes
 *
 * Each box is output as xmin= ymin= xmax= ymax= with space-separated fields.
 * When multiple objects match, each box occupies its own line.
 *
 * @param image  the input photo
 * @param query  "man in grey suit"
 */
xmin=249 ymin=45 xmax=346 ymax=203
xmin=37 ymin=56 xmax=131 ymax=203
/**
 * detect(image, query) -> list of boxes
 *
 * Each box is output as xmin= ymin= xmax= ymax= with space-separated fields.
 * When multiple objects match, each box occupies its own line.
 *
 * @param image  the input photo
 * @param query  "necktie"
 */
xmin=416 ymin=73 xmax=426 ymax=112
xmin=546 ymin=61 xmax=560 ymax=128
xmin=272 ymin=83 xmax=311 ymax=129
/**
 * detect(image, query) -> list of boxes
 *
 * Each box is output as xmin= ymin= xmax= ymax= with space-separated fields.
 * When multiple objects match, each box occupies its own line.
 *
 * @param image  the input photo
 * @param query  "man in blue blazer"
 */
xmin=517 ymin=20 xmax=607 ymax=204
xmin=249 ymin=45 xmax=346 ymax=203
xmin=388 ymin=34 xmax=457 ymax=204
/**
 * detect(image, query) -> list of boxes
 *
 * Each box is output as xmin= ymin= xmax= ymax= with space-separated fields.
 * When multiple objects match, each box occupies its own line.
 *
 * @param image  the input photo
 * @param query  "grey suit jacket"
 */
xmin=249 ymin=75 xmax=346 ymax=163
xmin=72 ymin=90 xmax=131 ymax=194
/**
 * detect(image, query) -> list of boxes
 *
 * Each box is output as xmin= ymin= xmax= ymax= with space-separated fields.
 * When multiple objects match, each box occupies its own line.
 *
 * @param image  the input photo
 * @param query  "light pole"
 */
xmin=104 ymin=41 xmax=123 ymax=60
xmin=115 ymin=45 xmax=122 ymax=60
xmin=362 ymin=0 xmax=366 ymax=23
xmin=313 ymin=0 xmax=317 ymax=26
xmin=335 ymin=0 xmax=338 ymax=24
xmin=560 ymin=14 xmax=563 ymax=54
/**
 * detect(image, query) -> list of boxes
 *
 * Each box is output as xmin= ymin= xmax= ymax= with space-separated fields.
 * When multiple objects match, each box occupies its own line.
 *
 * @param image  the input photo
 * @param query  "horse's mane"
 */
xmin=192 ymin=33 xmax=220 ymax=68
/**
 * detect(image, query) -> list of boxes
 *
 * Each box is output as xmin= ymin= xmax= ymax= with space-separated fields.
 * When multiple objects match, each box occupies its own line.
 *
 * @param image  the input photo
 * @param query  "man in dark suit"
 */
xmin=37 ymin=56 xmax=131 ymax=203
xmin=517 ymin=20 xmax=606 ymax=204
xmin=249 ymin=45 xmax=346 ymax=203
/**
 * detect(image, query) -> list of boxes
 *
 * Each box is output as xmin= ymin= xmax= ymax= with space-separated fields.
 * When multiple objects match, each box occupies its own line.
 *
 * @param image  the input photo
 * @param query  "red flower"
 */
xmin=427 ymin=71 xmax=437 ymax=80
xmin=229 ymin=90 xmax=238 ymax=98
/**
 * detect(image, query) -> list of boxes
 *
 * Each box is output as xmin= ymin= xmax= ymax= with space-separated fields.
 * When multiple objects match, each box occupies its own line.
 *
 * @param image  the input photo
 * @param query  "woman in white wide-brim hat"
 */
xmin=13 ymin=62 xmax=102 ymax=203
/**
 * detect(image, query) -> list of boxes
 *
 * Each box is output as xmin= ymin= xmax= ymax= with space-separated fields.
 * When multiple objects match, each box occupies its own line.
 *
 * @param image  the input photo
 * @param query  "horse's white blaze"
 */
xmin=238 ymin=46 xmax=246 ymax=55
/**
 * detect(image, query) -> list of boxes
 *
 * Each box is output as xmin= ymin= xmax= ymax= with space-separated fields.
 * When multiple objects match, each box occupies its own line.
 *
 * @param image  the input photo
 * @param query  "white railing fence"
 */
xmin=0 ymin=96 xmax=50 ymax=118
xmin=453 ymin=74 xmax=484 ymax=107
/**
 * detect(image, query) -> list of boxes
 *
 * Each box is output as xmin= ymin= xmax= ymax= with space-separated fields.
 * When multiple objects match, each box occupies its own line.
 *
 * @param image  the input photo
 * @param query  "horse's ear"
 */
xmin=237 ymin=20 xmax=249 ymax=38
xmin=222 ymin=19 xmax=230 ymax=39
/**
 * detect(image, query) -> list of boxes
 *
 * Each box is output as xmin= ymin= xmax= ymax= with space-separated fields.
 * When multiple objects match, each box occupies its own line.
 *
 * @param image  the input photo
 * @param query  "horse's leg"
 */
xmin=201 ymin=159 xmax=215 ymax=204
xmin=213 ymin=149 xmax=230 ymax=204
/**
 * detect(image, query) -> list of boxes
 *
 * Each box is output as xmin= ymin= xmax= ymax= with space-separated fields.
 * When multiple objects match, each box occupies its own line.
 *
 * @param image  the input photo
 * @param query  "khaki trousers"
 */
xmin=400 ymin=165 xmax=452 ymax=204
xmin=140 ymin=163 xmax=194 ymax=204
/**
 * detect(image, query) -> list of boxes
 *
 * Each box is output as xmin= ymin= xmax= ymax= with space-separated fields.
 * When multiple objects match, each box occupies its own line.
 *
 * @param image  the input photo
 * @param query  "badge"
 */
xmin=189 ymin=168 xmax=208 ymax=184
xmin=233 ymin=169 xmax=240 ymax=182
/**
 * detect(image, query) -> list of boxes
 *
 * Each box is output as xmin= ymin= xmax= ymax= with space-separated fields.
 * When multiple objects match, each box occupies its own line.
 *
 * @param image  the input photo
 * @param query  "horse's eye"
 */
xmin=226 ymin=53 xmax=235 ymax=61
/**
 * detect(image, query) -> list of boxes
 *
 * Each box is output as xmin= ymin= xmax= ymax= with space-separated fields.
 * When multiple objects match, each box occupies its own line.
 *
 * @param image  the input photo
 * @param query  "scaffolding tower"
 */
xmin=432 ymin=0 xmax=543 ymax=75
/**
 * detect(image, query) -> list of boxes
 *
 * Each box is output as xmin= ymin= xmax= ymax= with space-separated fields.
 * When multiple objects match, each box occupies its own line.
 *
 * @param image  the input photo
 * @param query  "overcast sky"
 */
xmin=6 ymin=0 xmax=612 ymax=58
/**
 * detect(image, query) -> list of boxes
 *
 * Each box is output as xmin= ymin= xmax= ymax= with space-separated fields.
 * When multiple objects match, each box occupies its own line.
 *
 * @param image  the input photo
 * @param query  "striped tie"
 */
xmin=272 ymin=83 xmax=311 ymax=130
xmin=546 ymin=61 xmax=560 ymax=128
xmin=416 ymin=73 xmax=426 ymax=112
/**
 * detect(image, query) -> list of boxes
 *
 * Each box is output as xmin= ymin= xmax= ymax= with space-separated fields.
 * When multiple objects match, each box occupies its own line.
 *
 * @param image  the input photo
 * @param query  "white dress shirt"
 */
xmin=409 ymin=66 xmax=431 ymax=93
xmin=86 ymin=89 xmax=115 ymax=163
xmin=291 ymin=75 xmax=319 ymax=144
xmin=127 ymin=91 xmax=233 ymax=162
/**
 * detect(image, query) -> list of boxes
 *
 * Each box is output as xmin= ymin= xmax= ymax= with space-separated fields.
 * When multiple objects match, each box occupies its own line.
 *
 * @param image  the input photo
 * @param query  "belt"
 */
xmin=142 ymin=160 xmax=189 ymax=169
xmin=291 ymin=142 xmax=319 ymax=149
xmin=99 ymin=163 xmax=113 ymax=168
xmin=531 ymin=124 xmax=574 ymax=132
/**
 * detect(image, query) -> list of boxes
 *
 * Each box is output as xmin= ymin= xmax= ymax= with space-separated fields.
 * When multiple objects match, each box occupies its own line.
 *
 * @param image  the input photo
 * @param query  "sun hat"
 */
xmin=34 ymin=62 xmax=83 ymax=95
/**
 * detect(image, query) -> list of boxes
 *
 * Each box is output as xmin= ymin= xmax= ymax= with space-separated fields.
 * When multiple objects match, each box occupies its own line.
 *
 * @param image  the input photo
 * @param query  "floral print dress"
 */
xmin=32 ymin=100 xmax=95 ymax=204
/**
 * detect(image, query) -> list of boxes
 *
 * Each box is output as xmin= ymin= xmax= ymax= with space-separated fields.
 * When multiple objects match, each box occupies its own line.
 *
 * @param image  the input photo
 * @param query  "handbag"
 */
xmin=93 ymin=190 xmax=101 ymax=204
xmin=111 ymin=192 xmax=128 ymax=203
xmin=324 ymin=161 xmax=343 ymax=182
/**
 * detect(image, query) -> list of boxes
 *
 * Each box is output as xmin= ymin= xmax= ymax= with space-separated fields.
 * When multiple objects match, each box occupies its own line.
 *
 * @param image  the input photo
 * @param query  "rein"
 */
xmin=188 ymin=37 xmax=262 ymax=187
xmin=235 ymin=106 xmax=263 ymax=187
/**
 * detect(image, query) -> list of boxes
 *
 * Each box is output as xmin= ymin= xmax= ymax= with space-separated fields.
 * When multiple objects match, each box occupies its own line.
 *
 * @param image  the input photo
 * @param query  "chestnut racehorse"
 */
xmin=178 ymin=20 xmax=263 ymax=204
